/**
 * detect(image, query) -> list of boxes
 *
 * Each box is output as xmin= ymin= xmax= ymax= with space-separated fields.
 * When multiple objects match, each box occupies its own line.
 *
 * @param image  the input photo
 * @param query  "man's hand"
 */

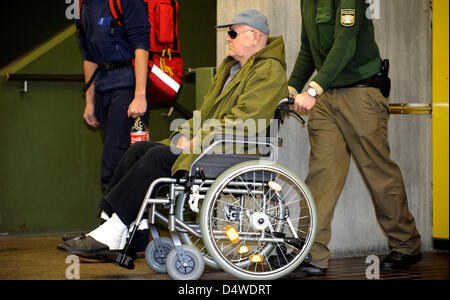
xmin=83 ymin=101 xmax=99 ymax=127
xmin=177 ymin=136 xmax=197 ymax=150
xmin=127 ymin=94 xmax=147 ymax=118
xmin=293 ymin=91 xmax=317 ymax=112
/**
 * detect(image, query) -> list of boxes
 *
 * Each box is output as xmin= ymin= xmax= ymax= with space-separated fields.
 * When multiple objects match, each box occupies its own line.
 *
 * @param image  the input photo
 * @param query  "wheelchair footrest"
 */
xmin=112 ymin=251 xmax=136 ymax=270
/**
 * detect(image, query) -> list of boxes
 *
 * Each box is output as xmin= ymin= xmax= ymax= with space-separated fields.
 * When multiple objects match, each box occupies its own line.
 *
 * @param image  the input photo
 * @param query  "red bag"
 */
xmin=148 ymin=50 xmax=183 ymax=104
xmin=108 ymin=0 xmax=183 ymax=104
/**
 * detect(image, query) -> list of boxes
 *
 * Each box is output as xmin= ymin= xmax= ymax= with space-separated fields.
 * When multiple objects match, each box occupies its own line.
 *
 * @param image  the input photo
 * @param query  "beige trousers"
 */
xmin=305 ymin=87 xmax=421 ymax=268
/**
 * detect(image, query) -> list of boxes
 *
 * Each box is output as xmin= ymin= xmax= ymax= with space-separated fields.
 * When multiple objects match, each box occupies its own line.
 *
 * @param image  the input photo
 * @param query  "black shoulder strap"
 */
xmin=170 ymin=0 xmax=178 ymax=51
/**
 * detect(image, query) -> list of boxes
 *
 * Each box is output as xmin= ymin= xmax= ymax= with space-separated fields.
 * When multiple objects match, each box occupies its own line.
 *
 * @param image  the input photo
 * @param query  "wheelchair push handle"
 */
xmin=277 ymin=97 xmax=295 ymax=106
xmin=277 ymin=97 xmax=305 ymax=125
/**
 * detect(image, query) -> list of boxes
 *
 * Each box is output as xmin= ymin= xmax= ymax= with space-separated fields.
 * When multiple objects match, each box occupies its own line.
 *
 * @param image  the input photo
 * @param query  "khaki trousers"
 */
xmin=305 ymin=87 xmax=421 ymax=268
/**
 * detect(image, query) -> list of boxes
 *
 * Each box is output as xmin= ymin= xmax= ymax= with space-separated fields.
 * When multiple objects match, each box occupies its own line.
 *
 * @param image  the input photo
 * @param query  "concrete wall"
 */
xmin=216 ymin=0 xmax=433 ymax=256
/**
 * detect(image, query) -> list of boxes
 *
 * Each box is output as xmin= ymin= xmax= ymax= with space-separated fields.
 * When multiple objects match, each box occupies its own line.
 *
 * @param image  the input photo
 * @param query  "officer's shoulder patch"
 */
xmin=340 ymin=9 xmax=355 ymax=27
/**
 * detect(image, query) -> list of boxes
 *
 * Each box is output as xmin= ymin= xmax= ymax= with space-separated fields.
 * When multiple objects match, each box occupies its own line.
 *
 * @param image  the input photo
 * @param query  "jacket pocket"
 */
xmin=315 ymin=6 xmax=335 ymax=53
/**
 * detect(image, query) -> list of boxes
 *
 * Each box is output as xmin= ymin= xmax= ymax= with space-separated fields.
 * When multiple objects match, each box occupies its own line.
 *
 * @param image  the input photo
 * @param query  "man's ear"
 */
xmin=253 ymin=31 xmax=262 ymax=45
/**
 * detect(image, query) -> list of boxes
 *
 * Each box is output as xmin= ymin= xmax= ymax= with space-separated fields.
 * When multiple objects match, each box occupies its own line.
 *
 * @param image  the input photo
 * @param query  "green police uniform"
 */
xmin=289 ymin=0 xmax=421 ymax=268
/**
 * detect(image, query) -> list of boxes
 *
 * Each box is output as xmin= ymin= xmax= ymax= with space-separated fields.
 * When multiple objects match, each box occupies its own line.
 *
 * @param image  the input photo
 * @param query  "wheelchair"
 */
xmin=113 ymin=98 xmax=317 ymax=280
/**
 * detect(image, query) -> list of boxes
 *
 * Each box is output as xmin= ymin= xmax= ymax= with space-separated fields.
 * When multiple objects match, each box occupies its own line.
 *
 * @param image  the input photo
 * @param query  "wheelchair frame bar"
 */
xmin=212 ymin=234 xmax=285 ymax=244
xmin=137 ymin=176 xmax=267 ymax=234
xmin=152 ymin=209 xmax=202 ymax=238
xmin=134 ymin=177 xmax=177 ymax=231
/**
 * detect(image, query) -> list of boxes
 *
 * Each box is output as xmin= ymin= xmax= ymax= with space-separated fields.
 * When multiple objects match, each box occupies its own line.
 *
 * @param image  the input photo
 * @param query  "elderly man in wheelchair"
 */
xmin=58 ymin=9 xmax=316 ymax=280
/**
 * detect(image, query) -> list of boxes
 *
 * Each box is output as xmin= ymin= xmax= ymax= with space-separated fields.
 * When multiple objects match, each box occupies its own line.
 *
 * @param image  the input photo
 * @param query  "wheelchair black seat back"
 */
xmin=114 ymin=98 xmax=316 ymax=281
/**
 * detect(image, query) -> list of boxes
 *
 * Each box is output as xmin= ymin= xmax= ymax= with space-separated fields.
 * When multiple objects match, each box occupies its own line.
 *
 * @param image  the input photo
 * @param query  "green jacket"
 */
xmin=159 ymin=36 xmax=289 ymax=175
xmin=289 ymin=0 xmax=383 ymax=92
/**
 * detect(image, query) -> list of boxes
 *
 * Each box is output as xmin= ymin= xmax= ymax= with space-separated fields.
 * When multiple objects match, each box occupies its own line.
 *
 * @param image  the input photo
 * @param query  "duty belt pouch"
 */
xmin=373 ymin=59 xmax=391 ymax=98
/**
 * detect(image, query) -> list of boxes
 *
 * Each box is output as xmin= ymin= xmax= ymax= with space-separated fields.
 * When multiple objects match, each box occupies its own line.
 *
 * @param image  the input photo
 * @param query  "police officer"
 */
xmin=289 ymin=0 xmax=421 ymax=275
xmin=77 ymin=0 xmax=150 ymax=191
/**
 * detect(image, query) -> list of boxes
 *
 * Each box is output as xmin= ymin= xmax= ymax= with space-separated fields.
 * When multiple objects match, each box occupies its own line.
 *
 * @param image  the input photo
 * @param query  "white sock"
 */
xmin=100 ymin=211 xmax=110 ymax=222
xmin=87 ymin=213 xmax=128 ymax=250
xmin=128 ymin=219 xmax=149 ymax=232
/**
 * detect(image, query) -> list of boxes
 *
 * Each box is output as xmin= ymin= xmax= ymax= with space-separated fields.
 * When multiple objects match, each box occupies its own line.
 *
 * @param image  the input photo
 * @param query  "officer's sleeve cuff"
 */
xmin=288 ymin=86 xmax=300 ymax=97
xmin=309 ymin=81 xmax=324 ymax=96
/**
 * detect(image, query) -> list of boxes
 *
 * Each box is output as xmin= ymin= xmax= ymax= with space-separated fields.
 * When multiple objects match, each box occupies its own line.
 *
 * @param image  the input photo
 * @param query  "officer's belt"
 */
xmin=333 ymin=59 xmax=391 ymax=98
xmin=336 ymin=75 xmax=377 ymax=89
xmin=83 ymin=60 xmax=133 ymax=93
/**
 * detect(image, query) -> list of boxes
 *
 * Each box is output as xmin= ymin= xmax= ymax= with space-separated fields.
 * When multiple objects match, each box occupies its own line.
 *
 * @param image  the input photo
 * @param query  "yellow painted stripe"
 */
xmin=432 ymin=0 xmax=449 ymax=239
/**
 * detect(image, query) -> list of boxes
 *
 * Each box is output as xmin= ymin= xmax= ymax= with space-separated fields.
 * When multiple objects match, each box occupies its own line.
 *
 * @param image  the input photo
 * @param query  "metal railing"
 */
xmin=4 ymin=73 xmax=193 ymax=118
xmin=4 ymin=73 xmax=432 ymax=115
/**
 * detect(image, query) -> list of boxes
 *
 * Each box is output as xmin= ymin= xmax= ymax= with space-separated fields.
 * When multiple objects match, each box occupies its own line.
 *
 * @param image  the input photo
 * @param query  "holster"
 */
xmin=338 ymin=59 xmax=391 ymax=98
xmin=372 ymin=59 xmax=391 ymax=98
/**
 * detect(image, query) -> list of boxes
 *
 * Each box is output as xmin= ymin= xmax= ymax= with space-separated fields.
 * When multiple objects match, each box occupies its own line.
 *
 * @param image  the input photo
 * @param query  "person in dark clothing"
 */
xmin=77 ymin=0 xmax=151 ymax=190
xmin=74 ymin=0 xmax=151 ymax=253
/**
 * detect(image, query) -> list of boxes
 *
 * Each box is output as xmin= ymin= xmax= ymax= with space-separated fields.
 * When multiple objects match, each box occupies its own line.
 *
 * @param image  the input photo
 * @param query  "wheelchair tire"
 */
xmin=145 ymin=237 xmax=174 ymax=274
xmin=166 ymin=245 xmax=205 ymax=280
xmin=200 ymin=160 xmax=317 ymax=280
xmin=175 ymin=193 xmax=219 ymax=269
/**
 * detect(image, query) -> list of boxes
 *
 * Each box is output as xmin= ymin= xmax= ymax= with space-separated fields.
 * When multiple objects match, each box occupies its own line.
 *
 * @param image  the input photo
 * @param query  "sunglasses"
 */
xmin=227 ymin=29 xmax=255 ymax=39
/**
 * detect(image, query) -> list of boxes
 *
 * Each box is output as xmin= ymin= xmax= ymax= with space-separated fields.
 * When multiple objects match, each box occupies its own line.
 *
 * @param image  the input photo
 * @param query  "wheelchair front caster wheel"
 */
xmin=145 ymin=237 xmax=174 ymax=273
xmin=166 ymin=245 xmax=205 ymax=280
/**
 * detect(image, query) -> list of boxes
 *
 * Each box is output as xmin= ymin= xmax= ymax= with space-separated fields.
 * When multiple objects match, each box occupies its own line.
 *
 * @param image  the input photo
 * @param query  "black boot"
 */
xmin=295 ymin=262 xmax=327 ymax=276
xmin=380 ymin=251 xmax=422 ymax=271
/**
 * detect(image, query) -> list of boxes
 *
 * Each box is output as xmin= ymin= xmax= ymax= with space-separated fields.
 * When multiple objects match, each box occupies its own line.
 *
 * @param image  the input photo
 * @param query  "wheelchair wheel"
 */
xmin=145 ymin=237 xmax=174 ymax=274
xmin=175 ymin=193 xmax=218 ymax=269
xmin=200 ymin=160 xmax=316 ymax=280
xmin=166 ymin=245 xmax=205 ymax=280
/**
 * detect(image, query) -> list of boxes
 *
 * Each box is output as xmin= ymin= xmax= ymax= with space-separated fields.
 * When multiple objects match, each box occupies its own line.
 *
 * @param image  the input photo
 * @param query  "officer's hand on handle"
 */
xmin=293 ymin=91 xmax=317 ymax=112
xmin=127 ymin=94 xmax=148 ymax=118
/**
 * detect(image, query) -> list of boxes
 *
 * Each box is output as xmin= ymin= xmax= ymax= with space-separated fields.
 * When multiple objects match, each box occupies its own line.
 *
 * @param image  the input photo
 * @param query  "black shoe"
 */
xmin=380 ymin=251 xmax=422 ymax=271
xmin=62 ymin=218 xmax=107 ymax=241
xmin=61 ymin=232 xmax=86 ymax=241
xmin=295 ymin=262 xmax=327 ymax=276
xmin=267 ymin=253 xmax=296 ymax=268
xmin=267 ymin=249 xmax=313 ymax=269
xmin=57 ymin=235 xmax=127 ymax=263
xmin=57 ymin=235 xmax=111 ymax=256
